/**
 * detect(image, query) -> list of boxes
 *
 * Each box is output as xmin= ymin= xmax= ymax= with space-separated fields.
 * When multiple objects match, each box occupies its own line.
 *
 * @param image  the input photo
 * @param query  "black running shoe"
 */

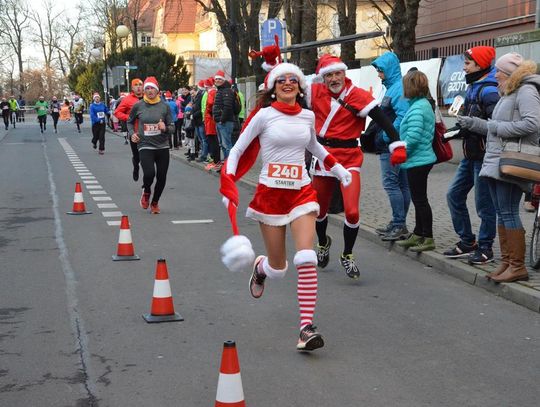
xmin=443 ymin=241 xmax=477 ymax=258
xmin=316 ymin=235 xmax=332 ymax=268
xmin=249 ymin=256 xmax=266 ymax=299
xmin=468 ymin=248 xmax=494 ymax=265
xmin=340 ymin=254 xmax=360 ymax=279
xmin=297 ymin=324 xmax=324 ymax=351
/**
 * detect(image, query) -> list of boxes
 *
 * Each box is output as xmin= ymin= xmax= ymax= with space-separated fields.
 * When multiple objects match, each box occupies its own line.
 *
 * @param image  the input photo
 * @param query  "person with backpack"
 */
xmin=212 ymin=71 xmax=237 ymax=161
xmin=443 ymin=46 xmax=499 ymax=264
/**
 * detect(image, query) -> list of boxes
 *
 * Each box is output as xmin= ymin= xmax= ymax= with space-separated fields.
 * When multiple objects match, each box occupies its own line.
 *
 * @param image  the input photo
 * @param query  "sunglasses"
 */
xmin=276 ymin=75 xmax=299 ymax=85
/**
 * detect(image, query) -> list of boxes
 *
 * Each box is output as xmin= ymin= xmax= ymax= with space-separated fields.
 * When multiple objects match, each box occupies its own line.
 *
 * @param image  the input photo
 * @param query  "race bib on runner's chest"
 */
xmin=53 ymin=108 xmax=59 ymax=113
xmin=267 ymin=163 xmax=303 ymax=190
xmin=143 ymin=123 xmax=161 ymax=136
xmin=2 ymin=106 xmax=8 ymax=110
xmin=97 ymin=111 xmax=105 ymax=118
xmin=39 ymin=106 xmax=46 ymax=111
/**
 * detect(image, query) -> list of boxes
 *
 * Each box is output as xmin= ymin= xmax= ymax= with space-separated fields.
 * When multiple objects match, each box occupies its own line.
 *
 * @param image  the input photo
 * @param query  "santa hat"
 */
xmin=316 ymin=54 xmax=348 ymax=77
xmin=204 ymin=77 xmax=215 ymax=87
xmin=164 ymin=90 xmax=172 ymax=99
xmin=197 ymin=79 xmax=205 ymax=89
xmin=143 ymin=76 xmax=159 ymax=90
xmin=92 ymin=93 xmax=100 ymax=100
xmin=464 ymin=46 xmax=495 ymax=70
xmin=214 ymin=70 xmax=226 ymax=80
xmin=265 ymin=63 xmax=307 ymax=90
xmin=249 ymin=35 xmax=282 ymax=72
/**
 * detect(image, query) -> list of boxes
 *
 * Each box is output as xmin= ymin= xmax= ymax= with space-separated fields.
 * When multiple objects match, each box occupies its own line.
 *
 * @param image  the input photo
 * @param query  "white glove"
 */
xmin=330 ymin=163 xmax=352 ymax=187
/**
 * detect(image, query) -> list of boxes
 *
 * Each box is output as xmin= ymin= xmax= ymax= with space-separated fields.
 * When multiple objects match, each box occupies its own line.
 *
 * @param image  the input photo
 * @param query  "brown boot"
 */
xmin=486 ymin=225 xmax=509 ymax=279
xmin=491 ymin=228 xmax=529 ymax=283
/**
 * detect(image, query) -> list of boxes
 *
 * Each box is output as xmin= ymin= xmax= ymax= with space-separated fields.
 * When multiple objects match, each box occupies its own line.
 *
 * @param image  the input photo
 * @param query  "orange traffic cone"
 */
xmin=142 ymin=259 xmax=183 ymax=323
xmin=67 ymin=182 xmax=92 ymax=215
xmin=112 ymin=215 xmax=140 ymax=261
xmin=215 ymin=341 xmax=245 ymax=407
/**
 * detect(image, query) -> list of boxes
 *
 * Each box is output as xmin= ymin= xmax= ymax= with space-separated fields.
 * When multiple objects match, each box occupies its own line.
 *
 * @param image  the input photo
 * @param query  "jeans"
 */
xmin=486 ymin=177 xmax=524 ymax=229
xmin=216 ymin=121 xmax=234 ymax=159
xmin=379 ymin=152 xmax=410 ymax=227
xmin=195 ymin=125 xmax=208 ymax=160
xmin=447 ymin=159 xmax=496 ymax=249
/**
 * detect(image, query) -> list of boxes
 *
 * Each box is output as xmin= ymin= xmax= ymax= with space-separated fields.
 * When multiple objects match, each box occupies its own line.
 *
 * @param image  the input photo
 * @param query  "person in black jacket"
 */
xmin=192 ymin=80 xmax=208 ymax=162
xmin=212 ymin=70 xmax=236 ymax=159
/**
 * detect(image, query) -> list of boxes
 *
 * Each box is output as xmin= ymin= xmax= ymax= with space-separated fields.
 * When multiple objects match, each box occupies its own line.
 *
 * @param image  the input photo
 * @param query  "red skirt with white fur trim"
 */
xmin=246 ymin=184 xmax=320 ymax=226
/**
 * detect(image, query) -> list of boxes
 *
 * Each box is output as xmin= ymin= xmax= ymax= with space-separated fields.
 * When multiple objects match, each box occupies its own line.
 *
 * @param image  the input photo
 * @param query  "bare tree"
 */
xmin=90 ymin=0 xmax=129 ymax=54
xmin=194 ymin=0 xmax=265 ymax=78
xmin=55 ymin=4 xmax=91 ymax=77
xmin=336 ymin=0 xmax=356 ymax=63
xmin=367 ymin=0 xmax=421 ymax=60
xmin=284 ymin=0 xmax=318 ymax=72
xmin=0 ymin=0 xmax=31 ymax=94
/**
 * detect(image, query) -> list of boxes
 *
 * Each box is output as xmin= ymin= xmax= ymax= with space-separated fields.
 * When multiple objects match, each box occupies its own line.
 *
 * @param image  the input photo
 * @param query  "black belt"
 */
xmin=317 ymin=136 xmax=358 ymax=148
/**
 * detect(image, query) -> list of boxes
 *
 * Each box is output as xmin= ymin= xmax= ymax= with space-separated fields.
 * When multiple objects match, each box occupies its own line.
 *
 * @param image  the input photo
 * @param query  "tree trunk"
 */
xmin=284 ymin=0 xmax=318 ymax=73
xmin=337 ymin=0 xmax=357 ymax=64
xmin=390 ymin=0 xmax=420 ymax=61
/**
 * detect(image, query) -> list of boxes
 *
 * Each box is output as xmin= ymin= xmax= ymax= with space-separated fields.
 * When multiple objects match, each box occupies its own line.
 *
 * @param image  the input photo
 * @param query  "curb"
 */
xmin=171 ymin=150 xmax=540 ymax=314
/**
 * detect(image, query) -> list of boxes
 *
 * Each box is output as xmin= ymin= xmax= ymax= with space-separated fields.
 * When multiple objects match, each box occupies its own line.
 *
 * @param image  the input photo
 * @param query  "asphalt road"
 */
xmin=0 ymin=119 xmax=539 ymax=407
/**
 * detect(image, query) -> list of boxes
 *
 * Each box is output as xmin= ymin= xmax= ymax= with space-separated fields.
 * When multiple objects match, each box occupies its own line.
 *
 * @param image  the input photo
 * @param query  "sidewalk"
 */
xmin=167 ymin=144 xmax=540 ymax=314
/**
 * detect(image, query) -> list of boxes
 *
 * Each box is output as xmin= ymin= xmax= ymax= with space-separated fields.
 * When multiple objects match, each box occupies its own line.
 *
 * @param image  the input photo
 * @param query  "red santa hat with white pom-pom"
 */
xmin=315 ymin=54 xmax=348 ymax=78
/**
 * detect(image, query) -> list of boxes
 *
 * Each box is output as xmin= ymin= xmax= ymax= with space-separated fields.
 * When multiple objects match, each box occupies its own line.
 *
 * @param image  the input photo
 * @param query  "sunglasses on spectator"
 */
xmin=276 ymin=75 xmax=299 ymax=85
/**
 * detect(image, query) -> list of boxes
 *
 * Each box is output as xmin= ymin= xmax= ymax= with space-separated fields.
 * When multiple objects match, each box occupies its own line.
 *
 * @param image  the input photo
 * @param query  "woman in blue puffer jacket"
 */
xmin=396 ymin=70 xmax=436 ymax=252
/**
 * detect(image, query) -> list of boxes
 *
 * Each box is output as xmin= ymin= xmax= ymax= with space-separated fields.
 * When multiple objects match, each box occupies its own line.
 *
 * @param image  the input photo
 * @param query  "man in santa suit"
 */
xmin=309 ymin=54 xmax=406 ymax=279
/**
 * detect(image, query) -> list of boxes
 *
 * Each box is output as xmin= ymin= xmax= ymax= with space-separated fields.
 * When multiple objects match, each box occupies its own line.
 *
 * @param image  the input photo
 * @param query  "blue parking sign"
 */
xmin=261 ymin=19 xmax=284 ymax=48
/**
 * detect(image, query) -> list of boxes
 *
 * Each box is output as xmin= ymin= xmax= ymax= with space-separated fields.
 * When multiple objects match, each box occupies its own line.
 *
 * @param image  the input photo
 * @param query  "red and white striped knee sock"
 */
xmin=294 ymin=250 xmax=318 ymax=329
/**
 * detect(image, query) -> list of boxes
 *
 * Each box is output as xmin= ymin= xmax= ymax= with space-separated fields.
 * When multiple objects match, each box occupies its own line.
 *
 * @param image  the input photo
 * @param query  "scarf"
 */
xmin=220 ymin=101 xmax=303 ymax=234
xmin=143 ymin=94 xmax=161 ymax=104
xmin=465 ymin=66 xmax=491 ymax=84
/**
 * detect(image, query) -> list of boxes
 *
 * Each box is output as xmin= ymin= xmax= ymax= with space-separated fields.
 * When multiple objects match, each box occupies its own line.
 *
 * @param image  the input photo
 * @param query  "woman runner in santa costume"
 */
xmin=220 ymin=63 xmax=352 ymax=351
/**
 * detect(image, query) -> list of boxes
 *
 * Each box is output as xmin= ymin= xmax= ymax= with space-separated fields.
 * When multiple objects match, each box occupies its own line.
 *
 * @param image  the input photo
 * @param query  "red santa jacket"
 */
xmin=114 ymin=93 xmax=141 ymax=132
xmin=204 ymin=88 xmax=217 ymax=136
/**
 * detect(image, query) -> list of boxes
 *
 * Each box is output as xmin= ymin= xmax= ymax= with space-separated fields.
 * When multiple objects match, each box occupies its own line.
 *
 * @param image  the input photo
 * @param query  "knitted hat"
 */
xmin=495 ymin=52 xmax=524 ymax=75
xmin=265 ymin=63 xmax=306 ymax=90
xmin=316 ymin=54 xmax=348 ymax=77
xmin=143 ymin=76 xmax=159 ymax=90
xmin=131 ymin=78 xmax=143 ymax=87
xmin=464 ymin=46 xmax=495 ymax=69
xmin=214 ymin=70 xmax=226 ymax=80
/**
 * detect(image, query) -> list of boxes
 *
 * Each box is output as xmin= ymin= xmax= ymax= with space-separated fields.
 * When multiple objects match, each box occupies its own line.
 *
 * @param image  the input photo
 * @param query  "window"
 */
xmin=141 ymin=35 xmax=152 ymax=47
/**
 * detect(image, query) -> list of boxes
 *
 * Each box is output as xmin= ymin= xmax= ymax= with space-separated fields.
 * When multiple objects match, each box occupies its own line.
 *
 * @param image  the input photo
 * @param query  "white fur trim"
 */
xmin=388 ymin=141 xmax=406 ymax=153
xmin=214 ymin=75 xmax=225 ymax=80
xmin=220 ymin=235 xmax=255 ymax=272
xmin=144 ymin=82 xmax=159 ymax=91
xmin=266 ymin=63 xmax=307 ymax=90
xmin=261 ymin=62 xmax=277 ymax=72
xmin=345 ymin=219 xmax=360 ymax=228
xmin=317 ymin=62 xmax=348 ymax=78
xmin=358 ymin=99 xmax=379 ymax=118
xmin=246 ymin=202 xmax=319 ymax=226
xmin=294 ymin=249 xmax=317 ymax=266
xmin=262 ymin=257 xmax=287 ymax=279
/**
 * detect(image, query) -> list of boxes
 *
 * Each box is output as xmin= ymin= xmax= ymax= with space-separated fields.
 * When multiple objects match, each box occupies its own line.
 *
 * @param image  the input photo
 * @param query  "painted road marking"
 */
xmin=92 ymin=196 xmax=112 ymax=201
xmin=97 ymin=203 xmax=118 ymax=209
xmin=171 ymin=219 xmax=214 ymax=225
xmin=107 ymin=220 xmax=121 ymax=226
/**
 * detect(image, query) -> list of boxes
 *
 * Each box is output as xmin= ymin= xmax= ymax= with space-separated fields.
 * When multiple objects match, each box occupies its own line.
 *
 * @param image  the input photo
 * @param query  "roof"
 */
xmin=132 ymin=0 xmax=160 ymax=32
xmin=161 ymin=0 xmax=197 ymax=34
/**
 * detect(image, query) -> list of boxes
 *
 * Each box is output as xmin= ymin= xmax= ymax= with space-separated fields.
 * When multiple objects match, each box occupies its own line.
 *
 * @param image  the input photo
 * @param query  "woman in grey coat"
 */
xmin=457 ymin=52 xmax=540 ymax=283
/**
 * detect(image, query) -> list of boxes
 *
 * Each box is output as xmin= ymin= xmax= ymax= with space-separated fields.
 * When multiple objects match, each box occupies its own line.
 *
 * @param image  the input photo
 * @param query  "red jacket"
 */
xmin=114 ymin=93 xmax=141 ymax=132
xmin=204 ymin=88 xmax=217 ymax=136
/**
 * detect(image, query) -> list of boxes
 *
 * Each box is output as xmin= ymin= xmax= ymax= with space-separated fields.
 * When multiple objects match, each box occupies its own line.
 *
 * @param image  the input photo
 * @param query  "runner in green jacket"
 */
xmin=35 ymin=96 xmax=49 ymax=133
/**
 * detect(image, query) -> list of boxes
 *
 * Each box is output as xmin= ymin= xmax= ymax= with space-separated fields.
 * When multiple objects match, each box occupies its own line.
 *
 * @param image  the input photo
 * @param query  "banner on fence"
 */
xmin=439 ymin=55 xmax=467 ymax=105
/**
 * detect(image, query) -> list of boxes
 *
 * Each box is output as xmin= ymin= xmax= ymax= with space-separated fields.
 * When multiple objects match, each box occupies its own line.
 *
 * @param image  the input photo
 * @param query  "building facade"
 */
xmin=415 ymin=0 xmax=536 ymax=59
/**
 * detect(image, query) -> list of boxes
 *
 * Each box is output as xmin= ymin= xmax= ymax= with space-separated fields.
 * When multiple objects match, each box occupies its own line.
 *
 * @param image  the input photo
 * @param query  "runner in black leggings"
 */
xmin=50 ymin=96 xmax=61 ymax=133
xmin=127 ymin=76 xmax=175 ymax=214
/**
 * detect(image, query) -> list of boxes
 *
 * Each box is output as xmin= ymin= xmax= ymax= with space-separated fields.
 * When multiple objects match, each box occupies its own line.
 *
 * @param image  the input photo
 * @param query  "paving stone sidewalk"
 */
xmin=166 ymin=144 xmax=540 ymax=313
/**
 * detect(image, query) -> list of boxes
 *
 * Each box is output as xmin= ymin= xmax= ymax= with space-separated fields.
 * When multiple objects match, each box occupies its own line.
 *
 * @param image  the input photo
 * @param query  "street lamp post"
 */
xmin=90 ymin=43 xmax=110 ymax=104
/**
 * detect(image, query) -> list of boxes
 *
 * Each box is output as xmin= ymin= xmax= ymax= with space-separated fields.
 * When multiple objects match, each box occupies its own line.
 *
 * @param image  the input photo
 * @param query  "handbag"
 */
xmin=499 ymin=138 xmax=540 ymax=182
xmin=432 ymin=108 xmax=453 ymax=163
